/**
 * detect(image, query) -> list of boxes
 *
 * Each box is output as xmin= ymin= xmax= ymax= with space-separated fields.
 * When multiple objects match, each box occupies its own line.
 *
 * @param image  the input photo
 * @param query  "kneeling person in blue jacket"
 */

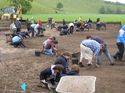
xmin=12 ymin=35 xmax=25 ymax=48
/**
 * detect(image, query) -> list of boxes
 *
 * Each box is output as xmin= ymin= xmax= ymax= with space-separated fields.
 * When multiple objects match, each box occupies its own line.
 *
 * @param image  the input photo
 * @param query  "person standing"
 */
xmin=113 ymin=25 xmax=125 ymax=61
xmin=15 ymin=18 xmax=22 ymax=33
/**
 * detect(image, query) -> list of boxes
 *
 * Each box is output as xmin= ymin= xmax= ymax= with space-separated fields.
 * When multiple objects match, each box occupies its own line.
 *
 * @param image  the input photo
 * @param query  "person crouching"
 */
xmin=42 ymin=36 xmax=58 ymax=55
xmin=11 ymin=35 xmax=25 ymax=48
xmin=39 ymin=64 xmax=64 ymax=90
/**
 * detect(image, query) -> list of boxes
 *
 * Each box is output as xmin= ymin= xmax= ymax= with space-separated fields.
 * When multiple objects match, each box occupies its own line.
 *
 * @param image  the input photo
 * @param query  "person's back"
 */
xmin=17 ymin=32 xmax=30 ymax=38
xmin=117 ymin=25 xmax=125 ymax=44
xmin=91 ymin=36 xmax=104 ymax=45
xmin=12 ymin=36 xmax=21 ymax=43
xmin=54 ymin=55 xmax=68 ymax=69
xmin=54 ymin=52 xmax=70 ymax=74
xmin=86 ymin=36 xmax=114 ymax=65
xmin=68 ymin=23 xmax=74 ymax=28
xmin=79 ymin=39 xmax=101 ymax=67
xmin=81 ymin=39 xmax=101 ymax=56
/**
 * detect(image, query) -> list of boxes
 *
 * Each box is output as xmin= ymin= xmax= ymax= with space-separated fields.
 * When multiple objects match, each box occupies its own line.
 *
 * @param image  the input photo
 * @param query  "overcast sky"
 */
xmin=104 ymin=0 xmax=125 ymax=4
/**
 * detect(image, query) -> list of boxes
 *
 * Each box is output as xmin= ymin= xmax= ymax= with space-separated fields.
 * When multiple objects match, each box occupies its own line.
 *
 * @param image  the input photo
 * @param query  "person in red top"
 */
xmin=42 ymin=36 xmax=58 ymax=55
xmin=37 ymin=20 xmax=42 ymax=27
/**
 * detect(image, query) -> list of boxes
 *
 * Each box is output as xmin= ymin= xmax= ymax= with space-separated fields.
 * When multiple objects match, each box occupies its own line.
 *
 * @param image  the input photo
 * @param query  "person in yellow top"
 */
xmin=78 ymin=16 xmax=83 ymax=23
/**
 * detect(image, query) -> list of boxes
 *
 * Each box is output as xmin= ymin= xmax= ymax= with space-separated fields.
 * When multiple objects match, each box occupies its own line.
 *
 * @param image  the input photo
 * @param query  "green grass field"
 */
xmin=1 ymin=0 xmax=125 ymax=24
xmin=29 ymin=0 xmax=125 ymax=14
xmin=23 ymin=14 xmax=125 ymax=24
xmin=1 ymin=0 xmax=125 ymax=14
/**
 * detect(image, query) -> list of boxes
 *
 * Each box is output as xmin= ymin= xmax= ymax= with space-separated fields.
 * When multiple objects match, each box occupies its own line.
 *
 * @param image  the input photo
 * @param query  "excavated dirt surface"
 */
xmin=0 ymin=23 xmax=125 ymax=93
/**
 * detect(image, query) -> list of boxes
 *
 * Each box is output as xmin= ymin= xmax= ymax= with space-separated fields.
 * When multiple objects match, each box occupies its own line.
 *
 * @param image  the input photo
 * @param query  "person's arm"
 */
xmin=94 ymin=47 xmax=101 ymax=56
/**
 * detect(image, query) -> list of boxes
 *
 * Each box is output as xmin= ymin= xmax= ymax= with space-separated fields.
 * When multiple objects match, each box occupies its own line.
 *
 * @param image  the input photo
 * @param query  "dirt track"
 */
xmin=0 ymin=23 xmax=125 ymax=93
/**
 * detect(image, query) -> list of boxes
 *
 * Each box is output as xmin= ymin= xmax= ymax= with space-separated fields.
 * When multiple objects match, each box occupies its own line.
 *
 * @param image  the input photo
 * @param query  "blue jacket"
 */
xmin=116 ymin=25 xmax=125 ymax=44
xmin=12 ymin=36 xmax=22 ymax=43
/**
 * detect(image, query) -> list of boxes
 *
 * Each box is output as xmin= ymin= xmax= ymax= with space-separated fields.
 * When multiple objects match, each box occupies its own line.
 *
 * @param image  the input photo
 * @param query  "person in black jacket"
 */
xmin=39 ymin=64 xmax=64 ymax=90
xmin=54 ymin=52 xmax=71 ymax=74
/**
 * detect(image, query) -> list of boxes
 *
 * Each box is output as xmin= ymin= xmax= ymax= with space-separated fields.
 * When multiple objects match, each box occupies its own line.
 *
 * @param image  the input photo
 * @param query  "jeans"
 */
xmin=44 ymin=48 xmax=53 ymax=55
xmin=114 ymin=42 xmax=124 ymax=61
xmin=96 ymin=44 xmax=113 ymax=65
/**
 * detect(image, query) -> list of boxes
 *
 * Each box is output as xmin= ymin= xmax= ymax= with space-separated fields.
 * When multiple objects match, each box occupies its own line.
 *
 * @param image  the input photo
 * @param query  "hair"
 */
xmin=53 ymin=40 xmax=58 ymax=44
xmin=86 ymin=35 xmax=92 ymax=39
xmin=53 ymin=64 xmax=64 ymax=72
xmin=49 ymin=36 xmax=56 ymax=40
xmin=62 ymin=51 xmax=71 ymax=58
xmin=70 ymin=64 xmax=79 ymax=73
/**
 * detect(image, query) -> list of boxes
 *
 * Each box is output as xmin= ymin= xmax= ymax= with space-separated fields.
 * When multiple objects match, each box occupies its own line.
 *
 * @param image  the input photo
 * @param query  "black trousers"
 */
xmin=114 ymin=42 xmax=124 ymax=61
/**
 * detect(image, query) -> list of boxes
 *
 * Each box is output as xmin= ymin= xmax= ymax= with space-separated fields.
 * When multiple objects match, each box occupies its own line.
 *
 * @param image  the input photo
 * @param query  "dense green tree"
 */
xmin=8 ymin=0 xmax=33 ymax=14
xmin=115 ymin=7 xmax=122 ymax=14
xmin=106 ymin=7 xmax=114 ymax=14
xmin=99 ymin=6 xmax=106 ymax=14
xmin=56 ymin=2 xmax=63 ymax=10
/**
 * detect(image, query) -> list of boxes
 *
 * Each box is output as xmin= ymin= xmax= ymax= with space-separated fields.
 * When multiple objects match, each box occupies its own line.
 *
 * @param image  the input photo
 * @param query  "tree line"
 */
xmin=99 ymin=6 xmax=125 ymax=14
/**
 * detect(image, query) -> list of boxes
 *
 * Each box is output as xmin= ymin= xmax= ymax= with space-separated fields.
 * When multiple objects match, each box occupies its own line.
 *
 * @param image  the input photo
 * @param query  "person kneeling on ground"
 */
xmin=42 ymin=36 xmax=58 ymax=55
xmin=39 ymin=64 xmax=64 ymax=90
xmin=11 ymin=35 xmax=25 ymax=48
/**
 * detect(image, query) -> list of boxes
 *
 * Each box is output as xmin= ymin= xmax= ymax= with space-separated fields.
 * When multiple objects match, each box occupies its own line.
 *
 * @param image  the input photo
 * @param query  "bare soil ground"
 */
xmin=0 ymin=24 xmax=125 ymax=93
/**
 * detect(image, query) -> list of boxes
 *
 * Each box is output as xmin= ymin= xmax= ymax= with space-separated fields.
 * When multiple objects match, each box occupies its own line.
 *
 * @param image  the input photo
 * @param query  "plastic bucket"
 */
xmin=35 ymin=51 xmax=41 ymax=56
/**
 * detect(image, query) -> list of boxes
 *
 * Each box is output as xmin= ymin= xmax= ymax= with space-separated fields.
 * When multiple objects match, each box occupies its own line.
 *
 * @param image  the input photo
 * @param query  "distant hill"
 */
xmin=0 ymin=0 xmax=125 ymax=14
